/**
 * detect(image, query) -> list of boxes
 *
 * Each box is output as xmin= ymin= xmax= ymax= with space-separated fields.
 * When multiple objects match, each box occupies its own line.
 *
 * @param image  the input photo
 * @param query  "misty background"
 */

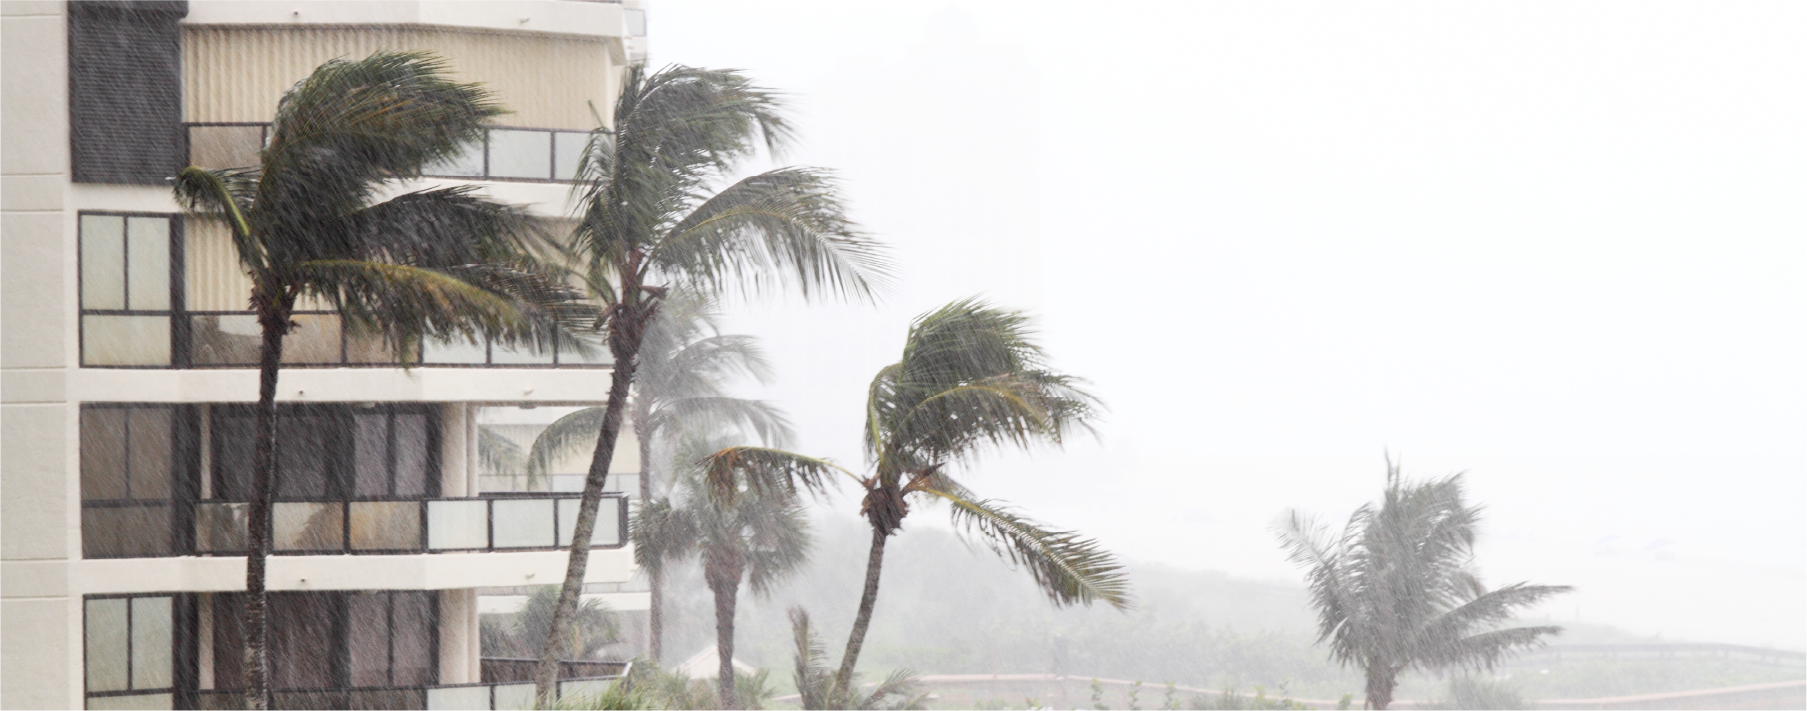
xmin=636 ymin=0 xmax=1803 ymax=656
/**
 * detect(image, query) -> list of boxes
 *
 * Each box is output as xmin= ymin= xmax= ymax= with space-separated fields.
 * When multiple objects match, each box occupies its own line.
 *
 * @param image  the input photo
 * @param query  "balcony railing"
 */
xmin=193 ymin=493 xmax=628 ymax=555
xmin=186 ymin=123 xmax=595 ymax=184
xmin=184 ymin=311 xmax=611 ymax=369
xmin=183 ymin=673 xmax=626 ymax=710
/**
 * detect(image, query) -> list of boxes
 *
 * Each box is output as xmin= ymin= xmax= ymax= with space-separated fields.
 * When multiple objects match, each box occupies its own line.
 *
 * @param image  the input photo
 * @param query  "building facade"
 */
xmin=2 ymin=2 xmax=650 ymax=708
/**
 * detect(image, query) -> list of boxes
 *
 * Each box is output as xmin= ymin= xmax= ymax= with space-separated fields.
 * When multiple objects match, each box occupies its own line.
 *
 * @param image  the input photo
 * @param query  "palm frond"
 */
xmin=347 ymin=186 xmax=554 ymax=267
xmin=1432 ymin=625 xmax=1567 ymax=672
xmin=652 ymin=168 xmax=891 ymax=302
xmin=927 ymin=489 xmax=1132 ymax=610
xmin=294 ymin=259 xmax=527 ymax=352
xmin=525 ymin=407 xmax=607 ymax=485
xmin=478 ymin=428 xmax=525 ymax=477
xmin=648 ymin=396 xmax=794 ymax=450
xmin=259 ymin=51 xmax=502 ymax=254
xmin=701 ymin=446 xmax=853 ymax=503
xmin=172 ymin=166 xmax=262 ymax=272
xmin=630 ymin=496 xmax=698 ymax=574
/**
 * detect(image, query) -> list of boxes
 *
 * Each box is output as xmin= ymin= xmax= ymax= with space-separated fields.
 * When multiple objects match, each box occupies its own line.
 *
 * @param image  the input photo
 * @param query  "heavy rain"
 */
xmin=1 ymin=1 xmax=1800 ymax=711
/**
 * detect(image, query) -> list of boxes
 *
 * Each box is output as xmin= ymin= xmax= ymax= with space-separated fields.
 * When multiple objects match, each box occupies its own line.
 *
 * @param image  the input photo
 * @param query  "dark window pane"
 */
xmin=189 ymin=314 xmax=262 ymax=366
xmin=128 ymin=408 xmax=173 ymax=499
xmin=82 ymin=408 xmax=130 ymax=500
xmin=393 ymin=414 xmax=429 ymax=497
xmin=188 ymin=125 xmax=263 ymax=171
xmin=84 ymin=504 xmax=172 ymax=558
xmin=270 ymin=593 xmax=334 ymax=690
xmin=281 ymin=313 xmax=342 ymax=365
xmin=211 ymin=594 xmax=245 ymax=690
xmin=352 ymin=414 xmax=390 ymax=497
xmin=345 ymin=593 xmax=391 ymax=687
xmin=212 ymin=412 xmax=254 ymax=501
xmin=277 ymin=415 xmax=332 ymax=499
xmin=390 ymin=592 xmax=434 ymax=686
xmin=195 ymin=502 xmax=247 ymax=553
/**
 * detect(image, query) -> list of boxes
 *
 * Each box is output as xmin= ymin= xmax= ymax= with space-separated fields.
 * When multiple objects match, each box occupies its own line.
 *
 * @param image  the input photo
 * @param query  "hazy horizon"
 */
xmin=646 ymin=0 xmax=1805 ymax=650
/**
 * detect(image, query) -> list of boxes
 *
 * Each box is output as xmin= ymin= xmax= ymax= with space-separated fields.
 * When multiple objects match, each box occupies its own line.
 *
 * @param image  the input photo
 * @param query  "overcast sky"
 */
xmin=645 ymin=1 xmax=1805 ymax=649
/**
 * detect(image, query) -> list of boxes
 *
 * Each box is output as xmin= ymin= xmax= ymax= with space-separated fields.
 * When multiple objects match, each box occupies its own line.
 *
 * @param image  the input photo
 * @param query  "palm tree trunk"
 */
xmin=708 ymin=571 xmax=741 ymax=709
xmin=242 ymin=311 xmax=286 ymax=711
xmin=534 ymin=310 xmax=647 ymax=708
xmin=833 ymin=525 xmax=890 ymax=697
xmin=635 ymin=409 xmax=662 ymax=664
xmin=1364 ymin=666 xmax=1397 ymax=710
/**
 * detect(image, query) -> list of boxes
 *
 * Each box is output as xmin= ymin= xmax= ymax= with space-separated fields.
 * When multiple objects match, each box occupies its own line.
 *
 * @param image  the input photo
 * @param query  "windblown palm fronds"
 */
xmin=1276 ymin=460 xmax=1572 ymax=709
xmin=789 ymin=608 xmax=926 ymax=711
xmin=170 ymin=51 xmax=594 ymax=710
xmin=536 ymin=63 xmax=890 ymax=706
xmin=701 ymin=298 xmax=1128 ymax=698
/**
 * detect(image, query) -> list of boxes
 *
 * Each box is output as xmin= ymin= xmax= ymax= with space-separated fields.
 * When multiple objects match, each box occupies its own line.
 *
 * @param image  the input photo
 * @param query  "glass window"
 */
xmin=421 ymin=335 xmax=487 ymax=364
xmin=81 ymin=405 xmax=178 ymax=558
xmin=393 ymin=414 xmax=430 ymax=497
xmin=346 ymin=593 xmax=392 ymax=687
xmin=353 ymin=413 xmax=391 ymax=496
xmin=559 ymin=497 xmax=622 ymax=547
xmin=84 ymin=595 xmax=174 ymax=700
xmin=488 ymin=129 xmax=551 ymax=179
xmin=80 ymin=214 xmax=175 ymax=366
xmin=349 ymin=501 xmax=420 ymax=551
xmin=390 ymin=592 xmax=434 ymax=686
xmin=424 ymin=137 xmax=484 ymax=177
xmin=82 ymin=215 xmax=126 ymax=310
xmin=269 ymin=593 xmax=333 ymax=690
xmin=188 ymin=124 xmax=264 ymax=170
xmin=493 ymin=499 xmax=555 ymax=548
xmin=85 ymin=598 xmax=130 ymax=692
xmin=552 ymin=131 xmax=589 ymax=181
xmin=189 ymin=313 xmax=263 ymax=366
xmin=212 ymin=591 xmax=437 ymax=693
xmin=280 ymin=313 xmax=344 ymax=365
xmin=426 ymin=500 xmax=486 ymax=550
xmin=490 ymin=340 xmax=555 ymax=365
xmin=275 ymin=412 xmax=334 ymax=499
xmin=272 ymin=501 xmax=344 ymax=551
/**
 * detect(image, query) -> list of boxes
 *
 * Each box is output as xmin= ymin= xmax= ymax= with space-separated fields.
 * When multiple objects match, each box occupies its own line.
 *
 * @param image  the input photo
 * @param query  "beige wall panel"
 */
xmin=1 ymin=403 xmax=67 ymax=560
xmin=1 ymin=13 xmax=67 ymax=175
xmin=1 ymin=213 xmax=66 ymax=369
xmin=0 ymin=598 xmax=71 ymax=710
xmin=185 ymin=27 xmax=615 ymax=129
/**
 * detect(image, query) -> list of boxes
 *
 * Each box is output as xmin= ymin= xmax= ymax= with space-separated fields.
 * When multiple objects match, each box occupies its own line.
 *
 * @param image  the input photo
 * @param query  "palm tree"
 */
xmin=524 ymin=290 xmax=791 ymax=663
xmin=788 ymin=608 xmax=924 ymax=711
xmin=701 ymin=299 xmax=1132 ymax=698
xmin=535 ymin=63 xmax=890 ymax=705
xmin=634 ymin=436 xmax=811 ymax=708
xmin=1276 ymin=461 xmax=1574 ymax=709
xmin=172 ymin=52 xmax=590 ymax=709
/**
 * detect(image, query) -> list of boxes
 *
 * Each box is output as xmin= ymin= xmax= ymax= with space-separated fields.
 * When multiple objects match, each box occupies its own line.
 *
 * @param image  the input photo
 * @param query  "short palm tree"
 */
xmin=788 ymin=607 xmax=925 ymax=711
xmin=1276 ymin=461 xmax=1573 ymax=709
xmin=535 ymin=63 xmax=890 ymax=705
xmin=173 ymin=52 xmax=589 ymax=709
xmin=634 ymin=436 xmax=811 ymax=709
xmin=525 ymin=290 xmax=791 ymax=662
xmin=702 ymin=299 xmax=1132 ymax=698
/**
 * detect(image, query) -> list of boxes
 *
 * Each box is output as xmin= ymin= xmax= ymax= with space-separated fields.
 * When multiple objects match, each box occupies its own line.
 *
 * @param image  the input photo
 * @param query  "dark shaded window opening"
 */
xmin=68 ymin=1 xmax=188 ymax=184
xmin=211 ymin=591 xmax=439 ymax=693
xmin=209 ymin=404 xmax=440 ymax=503
xmin=80 ymin=404 xmax=200 ymax=558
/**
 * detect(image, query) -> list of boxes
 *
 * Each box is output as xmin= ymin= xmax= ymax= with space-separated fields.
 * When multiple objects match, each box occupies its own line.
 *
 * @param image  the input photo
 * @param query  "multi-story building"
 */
xmin=2 ymin=2 xmax=651 ymax=708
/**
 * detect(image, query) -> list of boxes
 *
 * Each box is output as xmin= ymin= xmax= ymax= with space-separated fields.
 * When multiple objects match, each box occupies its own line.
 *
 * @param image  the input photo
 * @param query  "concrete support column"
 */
xmin=438 ymin=588 xmax=481 ymax=684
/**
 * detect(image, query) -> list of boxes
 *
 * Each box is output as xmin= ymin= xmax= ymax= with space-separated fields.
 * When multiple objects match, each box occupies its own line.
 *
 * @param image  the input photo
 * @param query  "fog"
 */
xmin=648 ymin=0 xmax=1806 ymax=652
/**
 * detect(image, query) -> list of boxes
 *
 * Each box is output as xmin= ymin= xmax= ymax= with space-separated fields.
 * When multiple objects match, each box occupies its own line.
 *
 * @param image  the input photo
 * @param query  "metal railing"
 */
xmin=194 ymin=493 xmax=628 ymax=555
xmin=186 ymin=123 xmax=596 ymax=184
xmin=186 ymin=672 xmax=628 ymax=710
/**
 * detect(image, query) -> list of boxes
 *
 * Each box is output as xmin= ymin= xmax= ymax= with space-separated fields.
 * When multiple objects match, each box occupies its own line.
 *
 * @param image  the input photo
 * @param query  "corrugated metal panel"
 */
xmin=184 ymin=27 xmax=616 ymax=129
xmin=184 ymin=219 xmax=251 ymax=311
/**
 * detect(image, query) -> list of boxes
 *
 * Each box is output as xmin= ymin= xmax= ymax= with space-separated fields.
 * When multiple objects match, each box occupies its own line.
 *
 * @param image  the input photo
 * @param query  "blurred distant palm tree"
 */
xmin=525 ymin=291 xmax=791 ymax=662
xmin=788 ymin=607 xmax=925 ymax=710
xmin=634 ymin=435 xmax=811 ymax=708
xmin=701 ymin=298 xmax=1131 ymax=698
xmin=534 ymin=62 xmax=890 ymax=705
xmin=173 ymin=51 xmax=590 ymax=709
xmin=1276 ymin=461 xmax=1573 ymax=709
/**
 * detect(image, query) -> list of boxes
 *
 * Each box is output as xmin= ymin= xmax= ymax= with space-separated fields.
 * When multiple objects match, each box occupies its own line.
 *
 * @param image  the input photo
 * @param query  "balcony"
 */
xmin=182 ymin=674 xmax=626 ymax=710
xmin=187 ymin=123 xmax=595 ymax=183
xmin=192 ymin=494 xmax=627 ymax=555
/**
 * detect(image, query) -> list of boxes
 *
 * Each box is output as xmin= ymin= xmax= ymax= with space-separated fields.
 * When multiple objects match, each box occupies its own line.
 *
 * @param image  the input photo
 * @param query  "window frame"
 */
xmin=78 ymin=403 xmax=200 ymax=560
xmin=82 ymin=592 xmax=198 ymax=709
xmin=77 ymin=211 xmax=185 ymax=368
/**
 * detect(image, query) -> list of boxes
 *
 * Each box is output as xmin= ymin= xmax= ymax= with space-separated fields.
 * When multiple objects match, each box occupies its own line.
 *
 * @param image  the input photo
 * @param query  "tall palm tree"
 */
xmin=172 ymin=52 xmax=589 ymax=709
xmin=1276 ymin=461 xmax=1573 ymax=710
xmin=524 ymin=290 xmax=791 ymax=663
xmin=634 ymin=436 xmax=811 ymax=708
xmin=534 ymin=63 xmax=890 ymax=705
xmin=701 ymin=299 xmax=1132 ymax=698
